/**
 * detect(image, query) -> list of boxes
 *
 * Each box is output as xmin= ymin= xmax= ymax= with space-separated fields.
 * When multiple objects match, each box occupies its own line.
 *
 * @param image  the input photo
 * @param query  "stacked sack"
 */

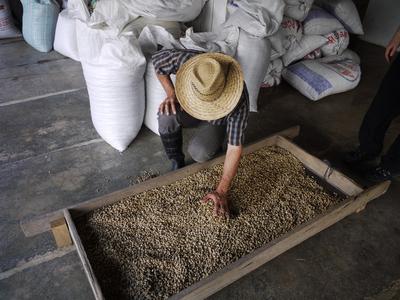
xmin=21 ymin=0 xmax=60 ymax=52
xmin=283 ymin=49 xmax=361 ymax=100
xmin=263 ymin=0 xmax=327 ymax=88
xmin=262 ymin=0 xmax=363 ymax=102
xmin=59 ymin=0 xmax=206 ymax=151
xmin=263 ymin=15 xmax=327 ymax=88
xmin=193 ymin=0 xmax=286 ymax=112
xmin=222 ymin=0 xmax=285 ymax=112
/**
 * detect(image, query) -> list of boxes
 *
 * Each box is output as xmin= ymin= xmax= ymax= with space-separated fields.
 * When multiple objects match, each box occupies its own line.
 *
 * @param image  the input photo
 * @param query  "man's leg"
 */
xmin=365 ymin=134 xmax=400 ymax=182
xmin=158 ymin=111 xmax=201 ymax=170
xmin=188 ymin=124 xmax=226 ymax=163
xmin=358 ymin=55 xmax=400 ymax=156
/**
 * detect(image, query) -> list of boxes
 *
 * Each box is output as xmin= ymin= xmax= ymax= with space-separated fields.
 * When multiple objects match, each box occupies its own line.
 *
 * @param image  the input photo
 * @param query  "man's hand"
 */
xmin=385 ymin=29 xmax=400 ymax=63
xmin=159 ymin=94 xmax=178 ymax=115
xmin=201 ymin=144 xmax=242 ymax=218
xmin=156 ymin=73 xmax=181 ymax=115
xmin=202 ymin=191 xmax=230 ymax=218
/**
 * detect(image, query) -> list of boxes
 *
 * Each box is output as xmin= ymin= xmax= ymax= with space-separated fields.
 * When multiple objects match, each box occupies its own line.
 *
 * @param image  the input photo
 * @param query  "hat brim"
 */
xmin=175 ymin=53 xmax=244 ymax=121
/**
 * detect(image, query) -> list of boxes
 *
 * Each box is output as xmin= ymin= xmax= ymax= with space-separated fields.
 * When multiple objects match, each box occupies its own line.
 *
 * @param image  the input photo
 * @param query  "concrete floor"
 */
xmin=0 ymin=37 xmax=399 ymax=299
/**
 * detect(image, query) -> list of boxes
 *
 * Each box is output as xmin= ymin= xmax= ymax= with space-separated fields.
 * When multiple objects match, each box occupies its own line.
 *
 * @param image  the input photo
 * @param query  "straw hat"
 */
xmin=175 ymin=52 xmax=244 ymax=121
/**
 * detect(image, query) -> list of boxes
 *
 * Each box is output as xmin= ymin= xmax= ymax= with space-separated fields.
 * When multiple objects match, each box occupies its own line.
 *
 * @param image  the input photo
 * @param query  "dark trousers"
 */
xmin=359 ymin=54 xmax=400 ymax=172
xmin=158 ymin=110 xmax=226 ymax=163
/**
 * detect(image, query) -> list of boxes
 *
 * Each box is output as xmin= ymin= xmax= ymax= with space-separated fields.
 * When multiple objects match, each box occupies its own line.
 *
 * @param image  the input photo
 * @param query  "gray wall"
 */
xmin=361 ymin=0 xmax=400 ymax=47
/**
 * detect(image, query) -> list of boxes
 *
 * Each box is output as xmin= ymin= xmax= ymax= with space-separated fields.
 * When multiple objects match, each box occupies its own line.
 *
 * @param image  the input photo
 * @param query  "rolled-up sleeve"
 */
xmin=152 ymin=49 xmax=203 ymax=76
xmin=226 ymin=85 xmax=249 ymax=146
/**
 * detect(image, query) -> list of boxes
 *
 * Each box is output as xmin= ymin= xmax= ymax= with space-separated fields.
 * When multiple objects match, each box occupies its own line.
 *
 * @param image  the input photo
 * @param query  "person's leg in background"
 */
xmin=366 ymin=133 xmax=400 ymax=181
xmin=345 ymin=55 xmax=400 ymax=179
xmin=158 ymin=110 xmax=201 ymax=170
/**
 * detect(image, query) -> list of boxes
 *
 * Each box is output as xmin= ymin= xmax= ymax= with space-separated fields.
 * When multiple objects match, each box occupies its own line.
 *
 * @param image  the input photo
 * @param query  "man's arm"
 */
xmin=202 ymin=144 xmax=242 ymax=217
xmin=202 ymin=88 xmax=249 ymax=218
xmin=216 ymin=144 xmax=242 ymax=194
xmin=153 ymin=49 xmax=203 ymax=115
xmin=156 ymin=74 xmax=178 ymax=115
xmin=385 ymin=26 xmax=400 ymax=63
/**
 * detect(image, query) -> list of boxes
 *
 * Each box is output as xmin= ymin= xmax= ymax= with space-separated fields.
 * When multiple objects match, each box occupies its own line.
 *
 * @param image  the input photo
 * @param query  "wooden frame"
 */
xmin=24 ymin=126 xmax=391 ymax=299
xmin=50 ymin=218 xmax=73 ymax=248
xmin=20 ymin=126 xmax=301 ymax=237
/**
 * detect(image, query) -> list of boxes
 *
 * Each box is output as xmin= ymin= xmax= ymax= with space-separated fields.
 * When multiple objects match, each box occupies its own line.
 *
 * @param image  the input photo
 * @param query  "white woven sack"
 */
xmin=282 ymin=34 xmax=327 ymax=66
xmin=192 ymin=0 xmax=228 ymax=33
xmin=282 ymin=58 xmax=361 ymax=101
xmin=138 ymin=25 xmax=240 ymax=58
xmin=321 ymin=28 xmax=349 ymax=57
xmin=124 ymin=17 xmax=182 ymax=39
xmin=180 ymin=27 xmax=239 ymax=56
xmin=144 ymin=60 xmax=176 ymax=135
xmin=235 ymin=29 xmax=271 ymax=112
xmin=319 ymin=49 xmax=360 ymax=64
xmin=315 ymin=0 xmax=364 ymax=35
xmin=68 ymin=0 xmax=90 ymax=22
xmin=138 ymin=25 xmax=183 ymax=57
xmin=89 ymin=0 xmax=137 ymax=32
xmin=77 ymin=20 xmax=146 ymax=151
xmin=90 ymin=1 xmax=182 ymax=37
xmin=284 ymin=0 xmax=314 ymax=21
xmin=83 ymin=64 xmax=145 ymax=151
xmin=54 ymin=9 xmax=79 ymax=61
xmin=303 ymin=6 xmax=343 ymax=35
xmin=120 ymin=0 xmax=206 ymax=22
xmin=224 ymin=0 xmax=285 ymax=38
xmin=280 ymin=16 xmax=303 ymax=55
xmin=303 ymin=48 xmax=322 ymax=60
xmin=0 ymin=0 xmax=21 ymax=38
xmin=269 ymin=29 xmax=286 ymax=60
xmin=261 ymin=58 xmax=283 ymax=88
xmin=280 ymin=16 xmax=303 ymax=45
xmin=21 ymin=0 xmax=60 ymax=52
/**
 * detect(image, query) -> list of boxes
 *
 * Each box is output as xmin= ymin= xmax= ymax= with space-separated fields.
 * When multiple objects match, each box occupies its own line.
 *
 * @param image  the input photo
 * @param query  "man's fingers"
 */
xmin=201 ymin=193 xmax=215 ymax=203
xmin=385 ymin=50 xmax=390 ymax=63
xmin=159 ymin=102 xmax=164 ymax=114
xmin=171 ymin=101 xmax=177 ymax=115
xmin=218 ymin=205 xmax=225 ymax=217
xmin=385 ymin=46 xmax=394 ymax=63
xmin=218 ymin=202 xmax=228 ymax=217
xmin=202 ymin=193 xmax=229 ymax=218
xmin=390 ymin=48 xmax=396 ymax=61
xmin=165 ymin=102 xmax=170 ymax=115
xmin=213 ymin=202 xmax=220 ymax=216
xmin=201 ymin=195 xmax=210 ymax=203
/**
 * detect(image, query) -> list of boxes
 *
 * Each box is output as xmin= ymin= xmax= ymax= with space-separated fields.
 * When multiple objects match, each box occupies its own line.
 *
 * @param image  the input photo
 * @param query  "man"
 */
xmin=345 ymin=26 xmax=400 ymax=181
xmin=152 ymin=49 xmax=249 ymax=217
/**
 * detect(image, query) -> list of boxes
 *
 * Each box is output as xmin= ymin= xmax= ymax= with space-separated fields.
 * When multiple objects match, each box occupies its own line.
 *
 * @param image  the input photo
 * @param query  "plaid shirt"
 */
xmin=152 ymin=49 xmax=249 ymax=146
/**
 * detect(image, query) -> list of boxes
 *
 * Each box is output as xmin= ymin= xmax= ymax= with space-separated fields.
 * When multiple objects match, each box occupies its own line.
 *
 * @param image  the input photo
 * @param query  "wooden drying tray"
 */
xmin=21 ymin=126 xmax=391 ymax=300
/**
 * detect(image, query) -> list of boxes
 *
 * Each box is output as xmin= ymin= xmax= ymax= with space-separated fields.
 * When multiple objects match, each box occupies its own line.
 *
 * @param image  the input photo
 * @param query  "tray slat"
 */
xmin=20 ymin=126 xmax=300 ymax=237
xmin=64 ymin=209 xmax=105 ymax=300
